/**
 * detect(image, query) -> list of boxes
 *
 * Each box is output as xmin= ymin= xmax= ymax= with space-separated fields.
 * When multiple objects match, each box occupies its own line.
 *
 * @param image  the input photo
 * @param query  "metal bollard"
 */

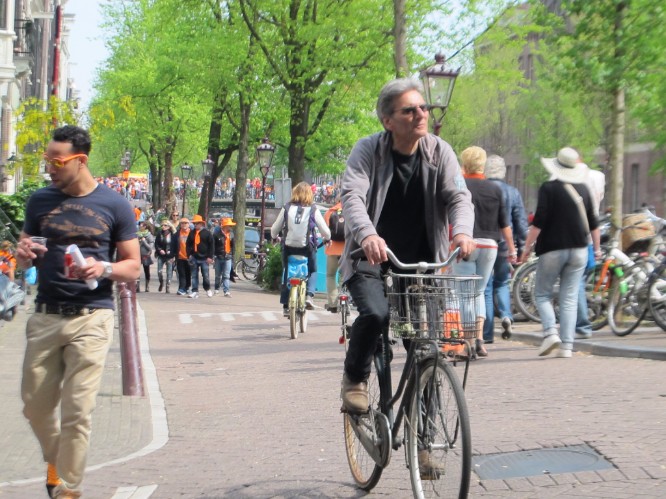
xmin=117 ymin=281 xmax=145 ymax=396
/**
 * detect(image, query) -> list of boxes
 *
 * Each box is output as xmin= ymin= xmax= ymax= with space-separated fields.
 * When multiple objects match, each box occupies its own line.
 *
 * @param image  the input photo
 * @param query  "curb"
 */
xmin=509 ymin=331 xmax=666 ymax=361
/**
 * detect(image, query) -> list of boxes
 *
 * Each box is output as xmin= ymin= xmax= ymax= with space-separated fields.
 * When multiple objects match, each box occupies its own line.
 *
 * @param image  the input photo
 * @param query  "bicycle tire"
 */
xmin=343 ymin=361 xmax=383 ymax=491
xmin=608 ymin=274 xmax=648 ymax=336
xmin=242 ymin=259 xmax=259 ymax=281
xmin=234 ymin=260 xmax=245 ymax=280
xmin=647 ymin=264 xmax=666 ymax=331
xmin=512 ymin=261 xmax=540 ymax=323
xmin=299 ymin=309 xmax=308 ymax=334
xmin=341 ymin=302 xmax=350 ymax=353
xmin=586 ymin=264 xmax=609 ymax=331
xmin=289 ymin=286 xmax=298 ymax=339
xmin=405 ymin=357 xmax=471 ymax=499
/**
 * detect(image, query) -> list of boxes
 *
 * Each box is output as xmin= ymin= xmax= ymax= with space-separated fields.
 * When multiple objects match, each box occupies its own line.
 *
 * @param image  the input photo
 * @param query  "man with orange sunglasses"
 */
xmin=15 ymin=125 xmax=141 ymax=498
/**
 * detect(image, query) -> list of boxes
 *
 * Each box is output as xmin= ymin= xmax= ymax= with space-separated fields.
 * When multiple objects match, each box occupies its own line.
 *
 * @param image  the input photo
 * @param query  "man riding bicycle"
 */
xmin=339 ymin=78 xmax=475 ymax=417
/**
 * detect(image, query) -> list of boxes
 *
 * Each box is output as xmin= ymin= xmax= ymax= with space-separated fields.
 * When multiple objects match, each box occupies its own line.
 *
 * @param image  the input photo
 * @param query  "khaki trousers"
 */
xmin=326 ymin=254 xmax=340 ymax=308
xmin=21 ymin=309 xmax=114 ymax=494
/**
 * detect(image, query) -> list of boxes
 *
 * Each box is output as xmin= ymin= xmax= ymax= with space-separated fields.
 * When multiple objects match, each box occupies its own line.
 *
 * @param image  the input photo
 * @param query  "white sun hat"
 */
xmin=540 ymin=147 xmax=588 ymax=184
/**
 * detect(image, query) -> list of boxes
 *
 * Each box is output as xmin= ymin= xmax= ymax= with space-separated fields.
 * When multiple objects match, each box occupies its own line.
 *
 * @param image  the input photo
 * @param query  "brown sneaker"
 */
xmin=418 ymin=449 xmax=446 ymax=479
xmin=340 ymin=374 xmax=369 ymax=413
xmin=46 ymin=463 xmax=61 ymax=498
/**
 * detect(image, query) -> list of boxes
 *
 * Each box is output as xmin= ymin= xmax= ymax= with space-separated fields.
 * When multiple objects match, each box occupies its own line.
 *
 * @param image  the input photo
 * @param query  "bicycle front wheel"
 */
xmin=608 ymin=274 xmax=648 ymax=336
xmin=242 ymin=259 xmax=259 ymax=281
xmin=405 ymin=357 xmax=471 ymax=499
xmin=343 ymin=362 xmax=383 ymax=490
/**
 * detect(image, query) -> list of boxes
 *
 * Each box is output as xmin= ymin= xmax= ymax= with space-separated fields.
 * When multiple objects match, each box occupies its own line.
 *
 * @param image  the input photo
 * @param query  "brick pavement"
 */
xmin=0 ymin=280 xmax=665 ymax=498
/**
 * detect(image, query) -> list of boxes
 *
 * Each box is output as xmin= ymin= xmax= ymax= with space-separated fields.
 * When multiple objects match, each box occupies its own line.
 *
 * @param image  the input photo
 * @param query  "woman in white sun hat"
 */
xmin=520 ymin=147 xmax=601 ymax=359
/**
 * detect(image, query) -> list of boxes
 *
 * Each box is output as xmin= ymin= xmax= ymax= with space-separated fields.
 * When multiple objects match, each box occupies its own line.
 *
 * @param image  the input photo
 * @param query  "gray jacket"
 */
xmin=340 ymin=131 xmax=474 ymax=282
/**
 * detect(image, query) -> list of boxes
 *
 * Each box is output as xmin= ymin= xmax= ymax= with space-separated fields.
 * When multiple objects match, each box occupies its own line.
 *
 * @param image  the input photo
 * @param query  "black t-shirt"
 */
xmin=532 ymin=180 xmax=599 ymax=256
xmin=23 ymin=184 xmax=137 ymax=309
xmin=464 ymin=177 xmax=509 ymax=241
xmin=376 ymin=149 xmax=433 ymax=266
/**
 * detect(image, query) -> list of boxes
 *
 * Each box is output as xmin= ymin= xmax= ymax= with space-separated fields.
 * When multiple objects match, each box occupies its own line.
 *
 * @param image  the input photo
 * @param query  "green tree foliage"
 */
xmin=0 ymin=179 xmax=48 ymax=239
xmin=14 ymin=97 xmax=80 ymax=177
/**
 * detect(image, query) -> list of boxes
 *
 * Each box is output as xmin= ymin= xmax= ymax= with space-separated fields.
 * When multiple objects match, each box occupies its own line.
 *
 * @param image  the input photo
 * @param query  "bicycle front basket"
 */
xmin=385 ymin=273 xmax=481 ymax=341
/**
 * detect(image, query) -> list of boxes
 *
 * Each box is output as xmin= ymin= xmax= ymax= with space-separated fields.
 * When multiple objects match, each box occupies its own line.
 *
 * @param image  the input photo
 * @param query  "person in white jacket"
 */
xmin=271 ymin=181 xmax=331 ymax=315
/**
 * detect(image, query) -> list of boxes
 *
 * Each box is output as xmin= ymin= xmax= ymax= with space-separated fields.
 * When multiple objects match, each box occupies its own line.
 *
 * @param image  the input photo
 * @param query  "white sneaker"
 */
xmin=556 ymin=348 xmax=572 ymax=358
xmin=224 ymin=291 xmax=231 ymax=297
xmin=538 ymin=334 xmax=561 ymax=356
xmin=206 ymin=290 xmax=213 ymax=298
xmin=189 ymin=292 xmax=199 ymax=299
xmin=305 ymin=297 xmax=315 ymax=310
xmin=214 ymin=290 xmax=220 ymax=295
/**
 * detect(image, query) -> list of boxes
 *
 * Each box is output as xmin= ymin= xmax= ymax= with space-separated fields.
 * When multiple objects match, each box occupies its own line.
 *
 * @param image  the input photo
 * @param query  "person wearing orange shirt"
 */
xmin=176 ymin=217 xmax=192 ymax=295
xmin=324 ymin=201 xmax=344 ymax=312
xmin=0 ymin=240 xmax=16 ymax=281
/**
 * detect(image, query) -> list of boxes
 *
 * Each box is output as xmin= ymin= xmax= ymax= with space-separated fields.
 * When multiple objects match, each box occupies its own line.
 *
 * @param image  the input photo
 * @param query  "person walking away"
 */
xmin=15 ymin=125 xmax=140 ymax=499
xmin=186 ymin=214 xmax=215 ymax=298
xmin=0 ymin=240 xmax=17 ymax=282
xmin=324 ymin=200 xmax=344 ymax=312
xmin=520 ymin=147 xmax=601 ymax=358
xmin=452 ymin=146 xmax=517 ymax=358
xmin=213 ymin=217 xmax=236 ymax=296
xmin=176 ymin=217 xmax=192 ymax=295
xmin=137 ymin=221 xmax=155 ymax=292
xmin=155 ymin=220 xmax=177 ymax=293
xmin=575 ymin=164 xmax=605 ymax=339
xmin=483 ymin=154 xmax=528 ymax=342
xmin=271 ymin=182 xmax=331 ymax=316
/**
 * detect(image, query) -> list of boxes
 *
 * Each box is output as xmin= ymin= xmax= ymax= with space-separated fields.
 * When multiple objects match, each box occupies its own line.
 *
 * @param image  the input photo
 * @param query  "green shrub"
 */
xmin=258 ymin=242 xmax=283 ymax=291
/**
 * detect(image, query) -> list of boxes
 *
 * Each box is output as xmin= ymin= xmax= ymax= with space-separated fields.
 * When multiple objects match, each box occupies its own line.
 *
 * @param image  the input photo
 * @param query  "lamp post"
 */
xmin=256 ymin=138 xmax=276 ymax=247
xmin=180 ymin=164 xmax=193 ymax=217
xmin=419 ymin=54 xmax=460 ymax=136
xmin=201 ymin=154 xmax=214 ymax=220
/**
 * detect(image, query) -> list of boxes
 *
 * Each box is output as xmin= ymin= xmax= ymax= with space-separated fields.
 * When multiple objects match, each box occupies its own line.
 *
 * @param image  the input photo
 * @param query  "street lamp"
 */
xmin=201 ymin=154 xmax=215 ymax=220
xmin=180 ymin=164 xmax=193 ymax=217
xmin=256 ymin=137 xmax=276 ymax=247
xmin=419 ymin=54 xmax=460 ymax=136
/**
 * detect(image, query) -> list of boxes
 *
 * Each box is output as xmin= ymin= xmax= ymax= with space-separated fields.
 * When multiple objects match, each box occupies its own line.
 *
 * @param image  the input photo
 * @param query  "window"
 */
xmin=0 ymin=0 xmax=7 ymax=30
xmin=630 ymin=163 xmax=640 ymax=212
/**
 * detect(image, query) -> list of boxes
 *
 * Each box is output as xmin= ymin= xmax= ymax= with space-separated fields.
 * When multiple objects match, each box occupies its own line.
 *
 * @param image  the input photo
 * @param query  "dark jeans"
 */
xmin=343 ymin=262 xmax=389 ymax=383
xmin=176 ymin=258 xmax=191 ymax=293
xmin=191 ymin=257 xmax=211 ymax=292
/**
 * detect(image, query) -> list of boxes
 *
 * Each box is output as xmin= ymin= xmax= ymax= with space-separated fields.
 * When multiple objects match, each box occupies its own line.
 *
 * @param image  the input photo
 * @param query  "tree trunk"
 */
xmin=393 ymin=0 xmax=408 ymax=77
xmin=233 ymin=97 xmax=251 ymax=262
xmin=164 ymin=149 xmax=176 ymax=216
xmin=287 ymin=94 xmax=309 ymax=184
xmin=610 ymin=86 xmax=625 ymax=232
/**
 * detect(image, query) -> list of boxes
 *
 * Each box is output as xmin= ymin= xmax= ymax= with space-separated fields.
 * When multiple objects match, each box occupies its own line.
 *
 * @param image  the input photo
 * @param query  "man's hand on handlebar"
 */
xmin=361 ymin=234 xmax=387 ymax=265
xmin=452 ymin=234 xmax=475 ymax=261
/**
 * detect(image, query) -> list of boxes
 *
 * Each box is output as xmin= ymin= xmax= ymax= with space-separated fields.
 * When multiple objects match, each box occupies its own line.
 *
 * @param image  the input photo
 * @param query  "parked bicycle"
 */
xmin=343 ymin=247 xmax=479 ymax=498
xmin=234 ymin=244 xmax=267 ymax=281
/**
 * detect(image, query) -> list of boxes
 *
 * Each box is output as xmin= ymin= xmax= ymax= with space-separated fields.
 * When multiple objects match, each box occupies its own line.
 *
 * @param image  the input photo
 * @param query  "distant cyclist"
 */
xmin=271 ymin=182 xmax=331 ymax=316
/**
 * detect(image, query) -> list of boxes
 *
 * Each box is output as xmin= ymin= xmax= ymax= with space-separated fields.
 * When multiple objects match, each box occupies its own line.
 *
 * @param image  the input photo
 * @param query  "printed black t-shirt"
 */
xmin=23 ymin=184 xmax=137 ymax=309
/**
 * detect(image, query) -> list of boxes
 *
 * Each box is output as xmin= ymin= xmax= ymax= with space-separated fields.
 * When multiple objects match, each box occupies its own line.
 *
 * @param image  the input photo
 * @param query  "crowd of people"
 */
xmin=3 ymin=79 xmax=611 ymax=497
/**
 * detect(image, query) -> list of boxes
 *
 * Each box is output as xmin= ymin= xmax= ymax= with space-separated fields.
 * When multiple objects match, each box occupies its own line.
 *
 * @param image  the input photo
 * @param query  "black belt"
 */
xmin=35 ymin=303 xmax=97 ymax=316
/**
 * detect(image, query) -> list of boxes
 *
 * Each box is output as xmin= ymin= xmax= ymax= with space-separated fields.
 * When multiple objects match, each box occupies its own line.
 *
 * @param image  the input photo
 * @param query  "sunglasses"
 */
xmin=43 ymin=153 xmax=87 ymax=168
xmin=394 ymin=104 xmax=431 ymax=116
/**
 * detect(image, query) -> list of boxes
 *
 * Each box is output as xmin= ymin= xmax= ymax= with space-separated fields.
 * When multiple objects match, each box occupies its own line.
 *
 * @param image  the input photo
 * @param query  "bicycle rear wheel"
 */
xmin=289 ymin=287 xmax=298 ymax=339
xmin=343 ymin=362 xmax=383 ymax=490
xmin=242 ymin=259 xmax=259 ymax=281
xmin=608 ymin=274 xmax=648 ymax=336
xmin=648 ymin=264 xmax=666 ymax=331
xmin=405 ymin=357 xmax=471 ymax=499
xmin=512 ymin=261 xmax=540 ymax=323
xmin=586 ymin=264 xmax=609 ymax=331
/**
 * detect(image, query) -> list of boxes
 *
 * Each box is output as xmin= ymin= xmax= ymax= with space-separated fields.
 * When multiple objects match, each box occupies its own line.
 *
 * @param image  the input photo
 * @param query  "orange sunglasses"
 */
xmin=42 ymin=153 xmax=88 ymax=168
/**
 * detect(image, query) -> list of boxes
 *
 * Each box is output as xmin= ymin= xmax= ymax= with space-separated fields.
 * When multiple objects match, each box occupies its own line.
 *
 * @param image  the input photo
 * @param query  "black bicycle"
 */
xmin=342 ymin=247 xmax=479 ymax=498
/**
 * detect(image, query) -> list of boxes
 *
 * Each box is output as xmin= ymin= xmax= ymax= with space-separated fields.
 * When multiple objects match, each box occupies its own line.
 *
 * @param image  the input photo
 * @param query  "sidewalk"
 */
xmin=1 ymin=282 xmax=664 ymax=498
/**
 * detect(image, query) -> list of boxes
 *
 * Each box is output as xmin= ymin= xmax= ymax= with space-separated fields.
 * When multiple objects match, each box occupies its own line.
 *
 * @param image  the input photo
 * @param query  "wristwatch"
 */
xmin=101 ymin=261 xmax=113 ymax=279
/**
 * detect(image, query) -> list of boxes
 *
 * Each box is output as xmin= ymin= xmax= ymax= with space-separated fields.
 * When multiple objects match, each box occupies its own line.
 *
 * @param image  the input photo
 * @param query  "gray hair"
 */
xmin=485 ymin=154 xmax=506 ymax=179
xmin=376 ymin=78 xmax=424 ymax=124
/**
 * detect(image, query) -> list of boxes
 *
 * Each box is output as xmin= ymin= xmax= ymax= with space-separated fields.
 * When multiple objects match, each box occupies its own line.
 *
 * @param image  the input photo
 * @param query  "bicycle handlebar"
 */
xmin=350 ymin=246 xmax=461 ymax=273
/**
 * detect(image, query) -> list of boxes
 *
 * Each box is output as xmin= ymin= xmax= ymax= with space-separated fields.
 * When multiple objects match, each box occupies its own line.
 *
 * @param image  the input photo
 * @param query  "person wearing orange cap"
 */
xmin=186 ymin=214 xmax=214 ymax=298
xmin=213 ymin=217 xmax=236 ymax=296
